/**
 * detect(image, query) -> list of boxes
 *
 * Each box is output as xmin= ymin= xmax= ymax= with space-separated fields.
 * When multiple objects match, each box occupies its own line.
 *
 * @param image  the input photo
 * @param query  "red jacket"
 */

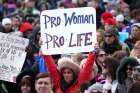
xmin=43 ymin=52 xmax=95 ymax=93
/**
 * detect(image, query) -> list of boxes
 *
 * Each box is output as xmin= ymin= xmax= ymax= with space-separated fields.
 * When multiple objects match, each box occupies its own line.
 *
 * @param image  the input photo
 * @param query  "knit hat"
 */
xmin=101 ymin=12 xmax=113 ymax=21
xmin=133 ymin=66 xmax=140 ymax=80
xmin=88 ymin=82 xmax=103 ymax=92
xmin=57 ymin=57 xmax=80 ymax=75
xmin=132 ymin=23 xmax=140 ymax=29
xmin=104 ymin=18 xmax=116 ymax=26
xmin=116 ymin=14 xmax=124 ymax=22
xmin=20 ymin=22 xmax=32 ymax=33
xmin=16 ymin=69 xmax=36 ymax=93
xmin=16 ymin=69 xmax=36 ymax=86
xmin=2 ymin=18 xmax=12 ymax=26
xmin=105 ymin=28 xmax=119 ymax=36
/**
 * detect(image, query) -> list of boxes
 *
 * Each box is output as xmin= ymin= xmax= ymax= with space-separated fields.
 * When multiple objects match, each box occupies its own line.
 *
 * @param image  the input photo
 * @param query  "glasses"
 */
xmin=98 ymin=54 xmax=106 ymax=57
xmin=105 ymin=35 xmax=113 ymax=37
xmin=126 ymin=67 xmax=133 ymax=71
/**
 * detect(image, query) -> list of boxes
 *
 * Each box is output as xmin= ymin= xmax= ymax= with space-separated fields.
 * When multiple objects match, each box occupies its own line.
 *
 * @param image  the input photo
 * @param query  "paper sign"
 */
xmin=40 ymin=7 xmax=96 ymax=55
xmin=0 ymin=32 xmax=29 ymax=82
xmin=119 ymin=32 xmax=129 ymax=44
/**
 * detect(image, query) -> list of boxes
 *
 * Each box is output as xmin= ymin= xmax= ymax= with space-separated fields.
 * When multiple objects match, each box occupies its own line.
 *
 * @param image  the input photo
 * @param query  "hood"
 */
xmin=116 ymin=57 xmax=139 ymax=84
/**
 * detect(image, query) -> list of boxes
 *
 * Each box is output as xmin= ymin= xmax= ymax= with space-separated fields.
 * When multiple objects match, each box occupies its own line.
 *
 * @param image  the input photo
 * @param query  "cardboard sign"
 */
xmin=0 ymin=32 xmax=29 ymax=82
xmin=119 ymin=32 xmax=129 ymax=44
xmin=40 ymin=7 xmax=96 ymax=55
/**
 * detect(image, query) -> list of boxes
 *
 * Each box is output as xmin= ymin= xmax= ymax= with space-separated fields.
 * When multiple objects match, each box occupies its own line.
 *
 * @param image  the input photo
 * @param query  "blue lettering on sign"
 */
xmin=43 ymin=15 xmax=61 ymax=29
xmin=64 ymin=12 xmax=94 ymax=26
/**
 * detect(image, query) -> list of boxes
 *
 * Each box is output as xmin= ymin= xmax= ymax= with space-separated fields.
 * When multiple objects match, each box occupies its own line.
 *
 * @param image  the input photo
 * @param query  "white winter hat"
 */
xmin=116 ymin=14 xmax=124 ymax=22
xmin=2 ymin=18 xmax=12 ymax=26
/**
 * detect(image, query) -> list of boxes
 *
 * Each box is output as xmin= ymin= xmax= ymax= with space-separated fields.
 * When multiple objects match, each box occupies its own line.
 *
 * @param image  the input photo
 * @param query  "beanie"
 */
xmin=20 ymin=22 xmax=32 ymax=33
xmin=2 ymin=18 xmax=12 ymax=26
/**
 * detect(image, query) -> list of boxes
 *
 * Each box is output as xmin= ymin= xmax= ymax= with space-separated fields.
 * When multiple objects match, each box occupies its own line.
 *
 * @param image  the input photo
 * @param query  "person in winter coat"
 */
xmin=43 ymin=52 xmax=95 ymax=93
xmin=124 ymin=23 xmax=140 ymax=52
xmin=102 ymin=28 xmax=122 ymax=55
xmin=116 ymin=57 xmax=139 ymax=93
xmin=16 ymin=69 xmax=36 ymax=93
xmin=128 ymin=81 xmax=140 ymax=93
xmin=102 ymin=56 xmax=119 ymax=93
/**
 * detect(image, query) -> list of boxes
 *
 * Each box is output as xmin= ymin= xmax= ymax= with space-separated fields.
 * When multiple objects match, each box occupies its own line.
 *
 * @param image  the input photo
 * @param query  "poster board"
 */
xmin=40 ymin=7 xmax=96 ymax=55
xmin=0 ymin=32 xmax=29 ymax=82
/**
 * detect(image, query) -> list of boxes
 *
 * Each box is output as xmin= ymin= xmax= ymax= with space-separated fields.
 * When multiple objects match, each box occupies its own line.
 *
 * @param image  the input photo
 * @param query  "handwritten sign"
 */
xmin=40 ymin=7 xmax=96 ymax=55
xmin=0 ymin=32 xmax=29 ymax=82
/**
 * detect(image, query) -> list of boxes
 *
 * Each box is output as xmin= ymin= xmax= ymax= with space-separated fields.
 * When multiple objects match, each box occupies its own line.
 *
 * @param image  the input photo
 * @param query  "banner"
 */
xmin=40 ymin=7 xmax=96 ymax=55
xmin=0 ymin=32 xmax=29 ymax=82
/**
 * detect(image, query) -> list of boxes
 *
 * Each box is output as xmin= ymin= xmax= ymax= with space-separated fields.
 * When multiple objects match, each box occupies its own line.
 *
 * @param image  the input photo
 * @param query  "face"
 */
xmin=12 ymin=17 xmax=20 ymax=27
xmin=35 ymin=77 xmax=53 ymax=93
xmin=91 ymin=1 xmax=99 ymax=8
xmin=131 ymin=26 xmax=140 ymax=40
xmin=134 ymin=45 xmax=140 ymax=58
xmin=21 ymin=84 xmax=31 ymax=93
xmin=4 ymin=24 xmax=12 ymax=32
xmin=102 ymin=63 xmax=108 ymax=75
xmin=105 ymin=34 xmax=115 ymax=44
xmin=63 ymin=68 xmax=73 ymax=83
xmin=96 ymin=32 xmax=103 ymax=43
xmin=23 ymin=31 xmax=32 ymax=39
xmin=126 ymin=65 xmax=133 ymax=78
xmin=97 ymin=50 xmax=106 ymax=63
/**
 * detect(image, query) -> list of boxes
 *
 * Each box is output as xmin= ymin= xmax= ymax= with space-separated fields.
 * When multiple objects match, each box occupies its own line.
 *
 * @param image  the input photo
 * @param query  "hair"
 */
xmin=112 ymin=50 xmax=129 ymax=63
xmin=103 ymin=56 xmax=119 ymax=80
xmin=71 ymin=53 xmax=84 ymax=65
xmin=35 ymin=73 xmax=53 ymax=84
xmin=117 ymin=57 xmax=139 ymax=84
xmin=95 ymin=48 xmax=106 ymax=73
xmin=96 ymin=29 xmax=105 ymax=47
xmin=20 ymin=75 xmax=32 ymax=87
xmin=128 ymin=81 xmax=140 ymax=93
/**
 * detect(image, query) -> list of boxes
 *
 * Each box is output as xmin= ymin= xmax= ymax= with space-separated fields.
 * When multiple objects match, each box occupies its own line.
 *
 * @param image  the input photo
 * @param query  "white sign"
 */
xmin=40 ymin=7 xmax=96 ymax=55
xmin=0 ymin=32 xmax=29 ymax=82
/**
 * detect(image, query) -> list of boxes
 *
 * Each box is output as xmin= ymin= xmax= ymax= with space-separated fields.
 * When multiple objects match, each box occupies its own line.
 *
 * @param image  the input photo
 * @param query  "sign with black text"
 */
xmin=40 ymin=7 xmax=96 ymax=55
xmin=0 ymin=32 xmax=29 ymax=82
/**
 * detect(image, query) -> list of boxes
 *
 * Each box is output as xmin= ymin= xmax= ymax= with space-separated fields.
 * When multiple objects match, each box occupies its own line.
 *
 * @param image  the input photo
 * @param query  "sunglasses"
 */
xmin=105 ymin=35 xmax=113 ymax=37
xmin=126 ymin=67 xmax=133 ymax=71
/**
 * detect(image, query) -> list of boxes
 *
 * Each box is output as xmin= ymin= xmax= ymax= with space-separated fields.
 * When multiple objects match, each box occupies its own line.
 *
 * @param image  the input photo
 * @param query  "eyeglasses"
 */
xmin=105 ymin=35 xmax=113 ymax=37
xmin=98 ymin=54 xmax=106 ymax=57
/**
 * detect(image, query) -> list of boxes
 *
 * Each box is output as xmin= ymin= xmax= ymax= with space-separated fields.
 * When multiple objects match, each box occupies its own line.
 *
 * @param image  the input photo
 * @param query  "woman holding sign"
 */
xmin=43 ymin=52 xmax=95 ymax=93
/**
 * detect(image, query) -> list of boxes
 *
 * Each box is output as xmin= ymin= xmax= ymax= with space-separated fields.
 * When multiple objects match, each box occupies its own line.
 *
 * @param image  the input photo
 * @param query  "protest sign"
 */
xmin=119 ymin=32 xmax=129 ymax=44
xmin=40 ymin=7 xmax=96 ymax=55
xmin=0 ymin=32 xmax=29 ymax=82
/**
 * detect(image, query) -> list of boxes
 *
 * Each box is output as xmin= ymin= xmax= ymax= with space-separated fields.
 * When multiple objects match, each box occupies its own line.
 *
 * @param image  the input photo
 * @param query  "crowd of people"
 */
xmin=0 ymin=0 xmax=140 ymax=93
